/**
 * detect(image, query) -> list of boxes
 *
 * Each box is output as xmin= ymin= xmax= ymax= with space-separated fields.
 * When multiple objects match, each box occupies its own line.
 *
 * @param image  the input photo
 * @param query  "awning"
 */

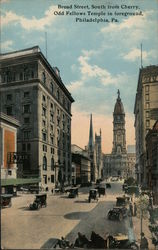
xmin=1 ymin=178 xmax=41 ymax=186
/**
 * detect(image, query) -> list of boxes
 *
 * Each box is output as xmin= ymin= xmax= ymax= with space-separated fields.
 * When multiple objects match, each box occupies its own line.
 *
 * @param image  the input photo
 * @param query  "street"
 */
xmin=1 ymin=181 xmax=135 ymax=249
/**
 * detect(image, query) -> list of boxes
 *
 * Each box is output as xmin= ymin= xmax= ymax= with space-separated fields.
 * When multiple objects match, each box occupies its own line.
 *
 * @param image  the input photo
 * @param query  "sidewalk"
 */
xmin=132 ymin=215 xmax=155 ymax=250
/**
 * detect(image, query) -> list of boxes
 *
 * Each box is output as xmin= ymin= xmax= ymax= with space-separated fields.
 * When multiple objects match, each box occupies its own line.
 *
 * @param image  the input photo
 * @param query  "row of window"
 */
xmin=43 ymin=156 xmax=54 ymax=171
xmin=6 ymin=92 xmax=30 ymax=101
xmin=43 ymin=174 xmax=54 ymax=184
xmin=43 ymin=145 xmax=55 ymax=154
xmin=42 ymin=106 xmax=70 ymax=124
xmin=1 ymin=69 xmax=36 ymax=83
xmin=42 ymin=72 xmax=70 ymax=112
xmin=6 ymin=104 xmax=31 ymax=117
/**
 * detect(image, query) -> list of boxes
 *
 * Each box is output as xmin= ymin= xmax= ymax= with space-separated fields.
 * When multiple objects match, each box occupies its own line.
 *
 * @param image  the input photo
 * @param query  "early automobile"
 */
xmin=68 ymin=187 xmax=78 ymax=198
xmin=106 ymin=183 xmax=111 ymax=188
xmin=88 ymin=189 xmax=99 ymax=203
xmin=40 ymin=237 xmax=72 ymax=249
xmin=1 ymin=194 xmax=13 ymax=208
xmin=107 ymin=233 xmax=139 ymax=249
xmin=107 ymin=206 xmax=128 ymax=221
xmin=96 ymin=185 xmax=106 ymax=197
xmin=29 ymin=185 xmax=40 ymax=194
xmin=29 ymin=193 xmax=47 ymax=210
xmin=116 ymin=196 xmax=130 ymax=207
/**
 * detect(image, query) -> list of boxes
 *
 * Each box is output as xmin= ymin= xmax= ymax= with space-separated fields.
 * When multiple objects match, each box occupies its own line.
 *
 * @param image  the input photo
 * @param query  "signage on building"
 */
xmin=7 ymin=152 xmax=30 ymax=164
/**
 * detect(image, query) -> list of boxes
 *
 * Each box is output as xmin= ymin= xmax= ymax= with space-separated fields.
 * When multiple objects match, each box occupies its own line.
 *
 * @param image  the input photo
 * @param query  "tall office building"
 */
xmin=0 ymin=46 xmax=74 ymax=190
xmin=134 ymin=65 xmax=158 ymax=186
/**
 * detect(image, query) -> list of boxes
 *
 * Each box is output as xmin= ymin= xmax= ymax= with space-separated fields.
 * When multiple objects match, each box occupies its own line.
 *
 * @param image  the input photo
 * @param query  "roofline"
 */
xmin=0 ymin=46 xmax=75 ymax=103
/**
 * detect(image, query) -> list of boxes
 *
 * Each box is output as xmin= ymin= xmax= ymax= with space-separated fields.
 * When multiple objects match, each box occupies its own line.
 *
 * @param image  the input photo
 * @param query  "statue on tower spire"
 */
xmin=117 ymin=89 xmax=120 ymax=99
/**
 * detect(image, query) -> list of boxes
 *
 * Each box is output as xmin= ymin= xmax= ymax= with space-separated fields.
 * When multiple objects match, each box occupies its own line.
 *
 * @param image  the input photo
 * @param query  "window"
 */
xmin=146 ymin=103 xmax=150 ymax=109
xmin=43 ymin=156 xmax=47 ymax=171
xmin=24 ymin=117 xmax=30 ymax=124
xmin=51 ymin=147 xmax=55 ymax=154
xmin=20 ymin=72 xmax=23 ymax=80
xmin=51 ymin=158 xmax=54 ymax=171
xmin=57 ymin=90 xmax=60 ymax=100
xmin=51 ymin=137 xmax=54 ymax=145
xmin=51 ymin=175 xmax=54 ymax=183
xmin=43 ymin=175 xmax=47 ymax=184
xmin=42 ymin=133 xmax=46 ymax=142
xmin=50 ymin=125 xmax=53 ymax=132
xmin=50 ymin=82 xmax=54 ymax=94
xmin=22 ymin=144 xmax=26 ymax=151
xmin=42 ymin=72 xmax=46 ymax=84
xmin=146 ymin=111 xmax=149 ymax=118
xmin=57 ymin=118 xmax=60 ymax=126
xmin=6 ymin=106 xmax=13 ymax=116
xmin=24 ymin=92 xmax=30 ymax=98
xmin=8 ymin=170 xmax=12 ymax=176
xmin=31 ymin=71 xmax=34 ymax=78
xmin=43 ymin=120 xmax=46 ymax=127
xmin=23 ymin=104 xmax=30 ymax=113
xmin=51 ymin=102 xmax=53 ymax=109
xmin=50 ymin=114 xmax=54 ymax=123
xmin=43 ymin=145 xmax=47 ymax=152
xmin=145 ymin=85 xmax=149 ymax=92
xmin=145 ymin=94 xmax=149 ymax=101
xmin=23 ymin=131 xmax=31 ymax=140
xmin=6 ymin=94 xmax=12 ymax=101
xmin=43 ymin=95 xmax=46 ymax=102
xmin=42 ymin=107 xmax=46 ymax=117
xmin=146 ymin=120 xmax=150 ymax=127
xmin=27 ymin=143 xmax=31 ymax=151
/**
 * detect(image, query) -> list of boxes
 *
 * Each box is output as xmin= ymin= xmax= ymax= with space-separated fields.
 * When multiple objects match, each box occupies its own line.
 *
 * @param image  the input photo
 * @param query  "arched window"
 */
xmin=43 ymin=156 xmax=47 ymax=170
xmin=57 ymin=89 xmax=59 ymax=100
xmin=51 ymin=157 xmax=54 ymax=171
xmin=42 ymin=72 xmax=46 ymax=84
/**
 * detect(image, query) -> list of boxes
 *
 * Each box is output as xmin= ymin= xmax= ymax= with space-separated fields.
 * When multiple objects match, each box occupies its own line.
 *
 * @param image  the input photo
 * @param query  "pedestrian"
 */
xmin=140 ymin=232 xmax=149 ymax=250
xmin=134 ymin=202 xmax=137 ymax=216
xmin=129 ymin=202 xmax=133 ymax=216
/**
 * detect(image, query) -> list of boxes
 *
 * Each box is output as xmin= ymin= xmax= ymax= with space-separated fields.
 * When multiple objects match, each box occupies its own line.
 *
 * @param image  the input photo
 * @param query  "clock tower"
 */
xmin=112 ymin=90 xmax=127 ymax=155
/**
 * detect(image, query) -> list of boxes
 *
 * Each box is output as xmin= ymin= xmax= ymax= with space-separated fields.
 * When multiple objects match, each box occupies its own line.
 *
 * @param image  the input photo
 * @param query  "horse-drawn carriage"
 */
xmin=29 ymin=193 xmax=47 ymax=210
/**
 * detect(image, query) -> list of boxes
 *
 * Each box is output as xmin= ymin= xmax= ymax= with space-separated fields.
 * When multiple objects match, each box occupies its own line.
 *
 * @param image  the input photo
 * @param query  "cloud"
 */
xmin=1 ymin=5 xmax=58 ymax=31
xmin=1 ymin=0 xmax=10 ymax=3
xmin=67 ymin=81 xmax=83 ymax=91
xmin=1 ymin=40 xmax=13 ymax=50
xmin=101 ymin=10 xmax=157 ymax=47
xmin=122 ymin=48 xmax=158 ymax=62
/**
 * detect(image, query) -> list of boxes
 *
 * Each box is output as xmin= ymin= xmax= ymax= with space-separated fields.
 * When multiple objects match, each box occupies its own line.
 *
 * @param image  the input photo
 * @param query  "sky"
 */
xmin=1 ymin=0 xmax=158 ymax=153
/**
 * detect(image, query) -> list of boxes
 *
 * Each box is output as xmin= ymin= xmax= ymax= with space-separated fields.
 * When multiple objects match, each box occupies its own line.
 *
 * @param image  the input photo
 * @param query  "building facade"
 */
xmin=146 ymin=120 xmax=158 ymax=205
xmin=71 ymin=144 xmax=91 ymax=184
xmin=0 ymin=46 xmax=74 ymax=190
xmin=134 ymin=65 xmax=158 ymax=186
xmin=88 ymin=114 xmax=103 ymax=181
xmin=0 ymin=113 xmax=20 ymax=181
xmin=103 ymin=91 xmax=135 ymax=179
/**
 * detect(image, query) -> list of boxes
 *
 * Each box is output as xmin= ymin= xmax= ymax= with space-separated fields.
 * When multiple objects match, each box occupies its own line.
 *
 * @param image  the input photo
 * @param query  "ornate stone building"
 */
xmin=134 ymin=65 xmax=158 ymax=186
xmin=0 ymin=46 xmax=74 ymax=190
xmin=103 ymin=91 xmax=135 ymax=178
xmin=146 ymin=120 xmax=158 ymax=204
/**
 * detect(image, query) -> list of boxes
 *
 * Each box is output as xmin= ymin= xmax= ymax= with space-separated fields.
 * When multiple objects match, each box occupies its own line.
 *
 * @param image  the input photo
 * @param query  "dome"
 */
xmin=114 ymin=90 xmax=125 ymax=115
